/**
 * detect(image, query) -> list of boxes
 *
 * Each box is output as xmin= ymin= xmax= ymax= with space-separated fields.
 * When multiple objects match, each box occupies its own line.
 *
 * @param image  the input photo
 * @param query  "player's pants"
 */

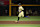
xmin=18 ymin=11 xmax=24 ymax=17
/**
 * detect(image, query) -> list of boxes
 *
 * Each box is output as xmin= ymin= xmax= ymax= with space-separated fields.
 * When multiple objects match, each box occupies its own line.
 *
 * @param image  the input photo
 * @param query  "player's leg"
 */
xmin=15 ymin=13 xmax=21 ymax=23
xmin=22 ymin=11 xmax=24 ymax=18
xmin=17 ymin=17 xmax=20 ymax=21
xmin=22 ymin=14 xmax=24 ymax=18
xmin=17 ymin=13 xmax=21 ymax=21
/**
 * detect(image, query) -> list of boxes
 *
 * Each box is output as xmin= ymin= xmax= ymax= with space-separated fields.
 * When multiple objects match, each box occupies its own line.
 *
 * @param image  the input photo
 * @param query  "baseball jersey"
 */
xmin=18 ymin=6 xmax=24 ymax=13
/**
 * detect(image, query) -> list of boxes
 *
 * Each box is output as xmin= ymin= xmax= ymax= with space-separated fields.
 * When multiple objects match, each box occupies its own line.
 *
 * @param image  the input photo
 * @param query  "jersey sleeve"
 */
xmin=21 ymin=7 xmax=24 ymax=10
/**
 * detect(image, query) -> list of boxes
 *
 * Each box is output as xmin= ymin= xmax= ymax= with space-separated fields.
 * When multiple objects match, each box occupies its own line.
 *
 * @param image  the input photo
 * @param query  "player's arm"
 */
xmin=19 ymin=7 xmax=24 ymax=13
xmin=18 ymin=7 xmax=22 ymax=13
xmin=21 ymin=7 xmax=24 ymax=11
xmin=19 ymin=9 xmax=22 ymax=13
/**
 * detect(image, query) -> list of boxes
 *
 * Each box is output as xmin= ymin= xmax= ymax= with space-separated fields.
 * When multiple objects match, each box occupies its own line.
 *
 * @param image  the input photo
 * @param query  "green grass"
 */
xmin=0 ymin=16 xmax=40 ymax=27
xmin=0 ymin=16 xmax=40 ymax=21
xmin=0 ymin=24 xmax=40 ymax=27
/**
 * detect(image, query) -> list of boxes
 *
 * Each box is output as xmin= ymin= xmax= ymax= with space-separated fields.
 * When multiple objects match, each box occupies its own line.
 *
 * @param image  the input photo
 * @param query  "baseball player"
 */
xmin=15 ymin=3 xmax=30 ymax=22
xmin=17 ymin=3 xmax=24 ymax=21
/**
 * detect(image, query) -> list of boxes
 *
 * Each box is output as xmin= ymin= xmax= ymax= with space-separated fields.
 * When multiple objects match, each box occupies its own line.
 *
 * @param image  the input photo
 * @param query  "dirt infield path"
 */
xmin=0 ymin=21 xmax=40 ymax=24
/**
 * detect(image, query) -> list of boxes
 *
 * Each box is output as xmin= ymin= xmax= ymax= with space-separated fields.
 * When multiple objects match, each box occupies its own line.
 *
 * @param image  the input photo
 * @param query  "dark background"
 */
xmin=0 ymin=0 xmax=40 ymax=16
xmin=12 ymin=0 xmax=40 ymax=4
xmin=11 ymin=6 xmax=40 ymax=16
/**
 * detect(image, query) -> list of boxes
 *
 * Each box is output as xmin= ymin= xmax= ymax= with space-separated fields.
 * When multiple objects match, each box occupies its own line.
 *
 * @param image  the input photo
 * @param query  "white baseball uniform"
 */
xmin=18 ymin=6 xmax=24 ymax=17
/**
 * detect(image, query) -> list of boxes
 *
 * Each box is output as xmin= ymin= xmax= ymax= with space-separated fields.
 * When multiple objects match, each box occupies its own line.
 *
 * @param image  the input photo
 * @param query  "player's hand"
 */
xmin=20 ymin=11 xmax=21 ymax=13
xmin=20 ymin=11 xmax=21 ymax=12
